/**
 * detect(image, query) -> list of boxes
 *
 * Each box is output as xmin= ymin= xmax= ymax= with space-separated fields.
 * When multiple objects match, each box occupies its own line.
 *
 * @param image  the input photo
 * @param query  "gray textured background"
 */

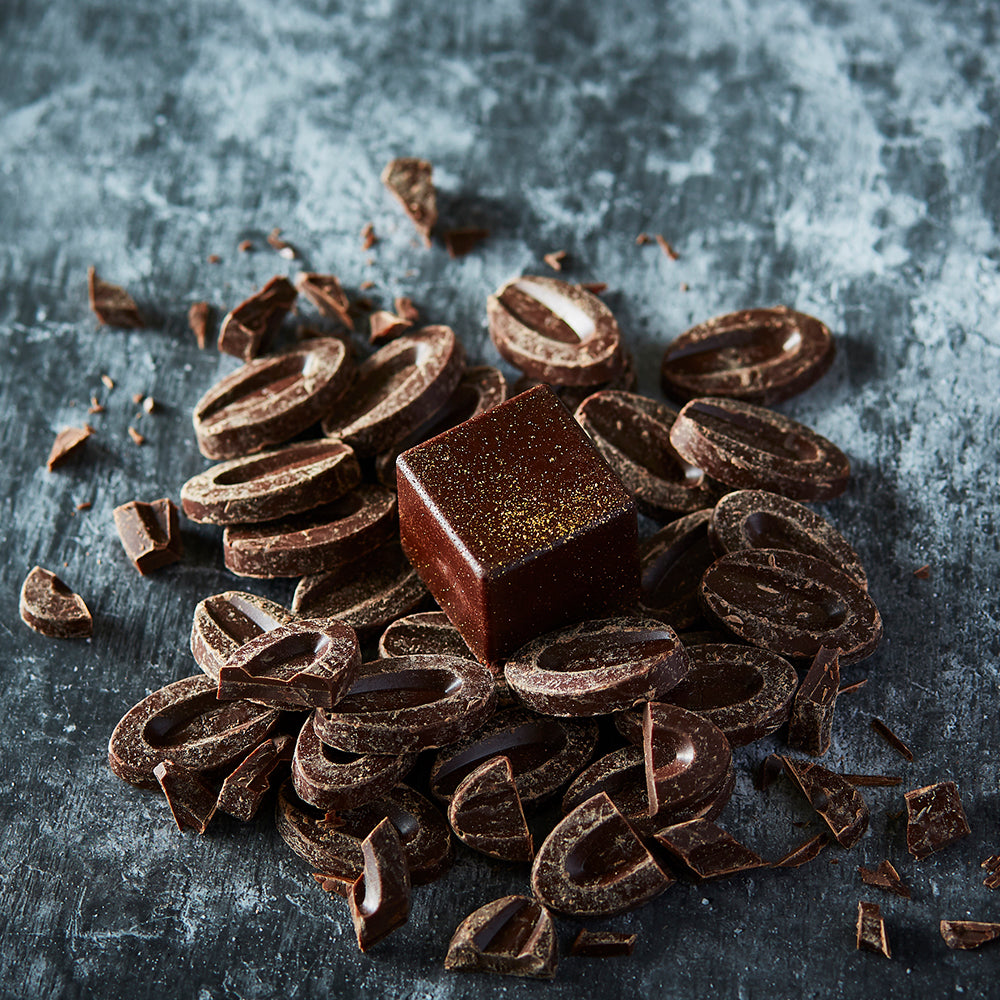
xmin=2 ymin=1 xmax=999 ymax=997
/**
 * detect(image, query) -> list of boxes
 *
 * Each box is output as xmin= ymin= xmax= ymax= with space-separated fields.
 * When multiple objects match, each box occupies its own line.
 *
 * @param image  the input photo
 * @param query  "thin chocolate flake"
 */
xmin=653 ymin=818 xmax=766 ymax=880
xmin=359 ymin=280 xmax=375 ymax=291
xmin=207 ymin=254 xmax=221 ymax=264
xmin=88 ymin=396 xmax=105 ymax=414
xmin=779 ymin=756 xmax=869 ymax=848
xmin=218 ymin=276 xmax=298 ymax=361
xmin=361 ymin=222 xmax=377 ymax=250
xmin=913 ymin=564 xmax=930 ymax=579
xmin=394 ymin=296 xmax=419 ymax=323
xmin=188 ymin=301 xmax=211 ymax=349
xmin=132 ymin=392 xmax=144 ymax=405
xmin=76 ymin=501 xmax=92 ymax=511
xmin=842 ymin=773 xmax=902 ymax=787
xmin=856 ymin=901 xmax=891 ymax=957
xmin=838 ymin=678 xmax=868 ymax=696
xmin=295 ymin=272 xmax=353 ymax=329
xmin=444 ymin=227 xmax=490 ymax=258
xmin=570 ymin=930 xmax=637 ymax=958
xmin=981 ymin=855 xmax=1000 ymax=889
xmin=369 ymin=310 xmax=412 ymax=346
xmin=381 ymin=158 xmax=437 ymax=246
xmin=904 ymin=781 xmax=971 ymax=859
xmin=543 ymin=250 xmax=567 ymax=271
xmin=680 ymin=282 xmax=690 ymax=292
xmin=348 ymin=817 xmax=411 ymax=951
xmin=238 ymin=239 xmax=254 ymax=253
xmin=654 ymin=234 xmax=680 ymax=260
xmin=858 ymin=860 xmax=910 ymax=898
xmin=940 ymin=921 xmax=1000 ymax=951
xmin=47 ymin=425 xmax=93 ymax=470
xmin=87 ymin=267 xmax=144 ymax=328
xmin=267 ymin=227 xmax=297 ymax=259
xmin=101 ymin=374 xmax=115 ymax=390
xmin=771 ymin=834 xmax=828 ymax=869
xmin=870 ymin=718 xmax=914 ymax=762
xmin=128 ymin=427 xmax=145 ymax=446
xmin=579 ymin=282 xmax=608 ymax=295
xmin=787 ymin=646 xmax=840 ymax=757
xmin=635 ymin=233 xmax=652 ymax=245
xmin=154 ymin=760 xmax=218 ymax=834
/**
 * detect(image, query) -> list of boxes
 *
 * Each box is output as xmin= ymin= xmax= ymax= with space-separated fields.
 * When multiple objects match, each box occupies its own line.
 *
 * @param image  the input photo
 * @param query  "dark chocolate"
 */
xmin=779 ymin=756 xmax=869 ymax=848
xmin=113 ymin=498 xmax=183 ymax=574
xmin=904 ymin=781 xmax=970 ymax=859
xmin=295 ymin=272 xmax=354 ymax=329
xmin=787 ymin=646 xmax=840 ymax=756
xmin=348 ymin=818 xmax=411 ymax=951
xmin=218 ymin=275 xmax=296 ymax=360
xmin=569 ymin=930 xmax=637 ymax=958
xmin=940 ymin=921 xmax=1000 ymax=950
xmin=858 ymin=860 xmax=910 ymax=899
xmin=154 ymin=760 xmax=219 ymax=834
xmin=19 ymin=566 xmax=92 ymax=639
xmin=381 ymin=157 xmax=437 ymax=246
xmin=653 ymin=818 xmax=766 ymax=880
xmin=46 ymin=425 xmax=93 ymax=470
xmin=870 ymin=718 xmax=914 ymax=761
xmin=447 ymin=756 xmax=533 ymax=862
xmin=216 ymin=734 xmax=294 ymax=821
xmin=856 ymin=901 xmax=891 ymax=957
xmin=378 ymin=611 xmax=475 ymax=661
xmin=771 ymin=833 xmax=828 ymax=868
xmin=87 ymin=266 xmax=144 ymax=328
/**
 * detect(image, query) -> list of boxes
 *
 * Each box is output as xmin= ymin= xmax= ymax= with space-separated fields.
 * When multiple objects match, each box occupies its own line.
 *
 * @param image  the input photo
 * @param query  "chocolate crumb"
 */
xmin=655 ymin=234 xmax=680 ymax=260
xmin=188 ymin=301 xmax=211 ymax=349
xmin=359 ymin=280 xmax=375 ymax=291
xmin=394 ymin=296 xmax=419 ymax=324
xmin=361 ymin=222 xmax=377 ymax=251
xmin=267 ymin=227 xmax=297 ymax=259
xmin=76 ymin=501 xmax=92 ymax=511
xmin=143 ymin=397 xmax=155 ymax=414
xmin=680 ymin=282 xmax=690 ymax=292
xmin=238 ymin=239 xmax=253 ymax=253
xmin=101 ymin=374 xmax=115 ymax=391
xmin=870 ymin=718 xmax=914 ymax=761
xmin=858 ymin=860 xmax=911 ymax=898
xmin=838 ymin=679 xmax=868 ymax=696
xmin=132 ymin=392 xmax=144 ymax=405
xmin=88 ymin=396 xmax=104 ymax=414
xmin=87 ymin=267 xmax=144 ymax=328
xmin=913 ymin=564 xmax=930 ymax=579
xmin=207 ymin=254 xmax=221 ymax=264
xmin=128 ymin=427 xmax=145 ymax=446
xmin=635 ymin=233 xmax=652 ymax=245
xmin=444 ymin=228 xmax=490 ymax=258
xmin=543 ymin=250 xmax=567 ymax=271
xmin=579 ymin=282 xmax=608 ymax=295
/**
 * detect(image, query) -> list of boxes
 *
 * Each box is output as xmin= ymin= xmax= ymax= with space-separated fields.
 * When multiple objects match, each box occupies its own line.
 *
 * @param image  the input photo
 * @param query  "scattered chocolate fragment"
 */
xmin=394 ymin=296 xmax=419 ymax=323
xmin=216 ymin=734 xmax=294 ymax=821
xmin=870 ymin=718 xmax=913 ymax=762
xmin=444 ymin=895 xmax=557 ymax=979
xmin=635 ymin=233 xmax=651 ymax=245
xmin=88 ymin=396 xmax=104 ymax=414
xmin=127 ymin=426 xmax=145 ymax=446
xmin=267 ymin=227 xmax=297 ymax=259
xmin=756 ymin=754 xmax=784 ymax=792
xmin=361 ymin=222 xmax=377 ymax=251
xmin=842 ymin=774 xmax=902 ymax=787
xmin=569 ymin=930 xmax=637 ymax=958
xmin=113 ymin=498 xmax=182 ymax=574
xmin=295 ymin=273 xmax=354 ymax=330
xmin=838 ymin=678 xmax=868 ymax=696
xmin=76 ymin=501 xmax=92 ymax=511
xmin=787 ymin=647 xmax=840 ymax=756
xmin=543 ymin=250 xmax=567 ymax=271
xmin=187 ymin=301 xmax=210 ymax=349
xmin=142 ymin=396 xmax=155 ymax=415
xmin=444 ymin=228 xmax=490 ymax=258
xmin=858 ymin=860 xmax=910 ymax=899
xmin=87 ymin=266 xmax=144 ymax=328
xmin=47 ymin=425 xmax=93 ymax=470
xmin=368 ymin=310 xmax=411 ymax=345
xmin=579 ymin=282 xmax=608 ymax=295
xmin=348 ymin=818 xmax=411 ymax=951
xmin=101 ymin=374 xmax=115 ymax=390
xmin=131 ymin=392 xmax=144 ymax=405
xmin=207 ymin=254 xmax=221 ymax=265
xmin=359 ymin=279 xmax=375 ymax=291
xmin=154 ymin=760 xmax=218 ymax=834
xmin=218 ymin=275 xmax=297 ymax=361
xmin=653 ymin=818 xmax=766 ymax=880
xmin=779 ymin=756 xmax=869 ymax=848
xmin=904 ymin=781 xmax=970 ymax=859
xmin=381 ymin=158 xmax=437 ymax=246
xmin=771 ymin=833 xmax=828 ymax=868
xmin=913 ymin=564 xmax=930 ymax=579
xmin=940 ymin=920 xmax=1000 ymax=950
xmin=856 ymin=901 xmax=891 ymax=957
xmin=238 ymin=239 xmax=253 ymax=253
xmin=19 ymin=566 xmax=93 ymax=639
xmin=447 ymin=757 xmax=533 ymax=862
xmin=654 ymin=234 xmax=679 ymax=260
xmin=981 ymin=855 xmax=1000 ymax=889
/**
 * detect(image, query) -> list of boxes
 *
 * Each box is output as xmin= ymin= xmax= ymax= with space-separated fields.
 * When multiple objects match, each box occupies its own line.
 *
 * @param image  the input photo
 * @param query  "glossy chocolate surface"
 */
xmin=904 ymin=781 xmax=971 ymax=859
xmin=348 ymin=818 xmax=411 ymax=951
xmin=154 ymin=760 xmax=218 ymax=834
xmin=378 ymin=611 xmax=475 ymax=661
xmin=447 ymin=756 xmax=533 ymax=862
xmin=217 ymin=275 xmax=296 ymax=361
xmin=779 ymin=756 xmax=869 ymax=848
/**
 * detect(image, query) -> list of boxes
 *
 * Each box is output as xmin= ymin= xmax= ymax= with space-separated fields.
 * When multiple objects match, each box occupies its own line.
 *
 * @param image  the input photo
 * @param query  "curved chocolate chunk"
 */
xmin=700 ymin=549 xmax=882 ymax=664
xmin=430 ymin=708 xmax=599 ymax=808
xmin=638 ymin=509 xmax=716 ymax=630
xmin=113 ymin=498 xmax=183 ymax=574
xmin=488 ymin=275 xmax=623 ymax=387
xmin=47 ymin=425 xmax=93 ymax=470
xmin=378 ymin=611 xmax=475 ymax=660
xmin=87 ymin=266 xmax=144 ymax=328
xmin=858 ymin=860 xmax=910 ymax=899
xmin=940 ymin=920 xmax=1000 ymax=951
xmin=216 ymin=734 xmax=294 ymax=821
xmin=569 ymin=930 xmax=637 ymax=958
xmin=779 ymin=756 xmax=869 ymax=848
xmin=182 ymin=439 xmax=360 ymax=526
xmin=447 ymin=757 xmax=532 ymax=862
xmin=154 ymin=760 xmax=218 ymax=834
xmin=295 ymin=272 xmax=353 ymax=330
xmin=381 ymin=157 xmax=437 ymax=246
xmin=574 ymin=391 xmax=718 ymax=520
xmin=374 ymin=365 xmax=507 ymax=488
xmin=19 ymin=566 xmax=92 ymax=639
xmin=348 ymin=818 xmax=411 ymax=952
xmin=619 ymin=643 xmax=797 ymax=747
xmin=856 ymin=901 xmax=891 ymax=957
xmin=531 ymin=792 xmax=673 ymax=917
xmin=505 ymin=617 xmax=691 ymax=718
xmin=670 ymin=398 xmax=850 ymax=501
xmin=218 ymin=275 xmax=296 ymax=361
xmin=904 ymin=781 xmax=971 ymax=859
xmin=313 ymin=654 xmax=496 ymax=754
xmin=292 ymin=541 xmax=429 ymax=639
xmin=292 ymin=712 xmax=417 ymax=812
xmin=653 ymin=818 xmax=765 ymax=880
xmin=643 ymin=702 xmax=732 ymax=818
xmin=191 ymin=591 xmax=298 ymax=681
xmin=217 ymin=619 xmax=360 ymax=711
xmin=444 ymin=895 xmax=557 ymax=979
xmin=276 ymin=779 xmax=451 ymax=890
xmin=321 ymin=325 xmax=466 ymax=456
xmin=660 ymin=307 xmax=834 ymax=405
xmin=787 ymin=647 xmax=840 ymax=757
xmin=193 ymin=339 xmax=353 ymax=460
xmin=223 ymin=484 xmax=398 ymax=578
xmin=711 ymin=490 xmax=867 ymax=589
xmin=108 ymin=675 xmax=280 ymax=788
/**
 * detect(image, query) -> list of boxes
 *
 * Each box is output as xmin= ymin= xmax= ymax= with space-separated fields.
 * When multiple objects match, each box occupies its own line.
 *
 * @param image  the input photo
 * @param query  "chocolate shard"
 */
xmin=940 ymin=920 xmax=1000 ymax=950
xmin=47 ymin=425 xmax=93 ymax=470
xmin=569 ymin=929 xmax=637 ymax=958
xmin=981 ymin=855 xmax=1000 ymax=890
xmin=842 ymin=774 xmax=902 ymax=787
xmin=381 ymin=157 xmax=437 ymax=246
xmin=778 ymin=756 xmax=869 ymax=848
xmin=295 ymin=272 xmax=354 ymax=330
xmin=444 ymin=895 xmax=557 ymax=979
xmin=153 ymin=760 xmax=219 ymax=834
xmin=858 ymin=860 xmax=910 ymax=899
xmin=112 ymin=498 xmax=183 ymax=574
xmin=904 ymin=781 xmax=971 ymax=859
xmin=87 ymin=266 xmax=144 ymax=328
xmin=771 ymin=833 xmax=828 ymax=868
xmin=787 ymin=646 xmax=840 ymax=756
xmin=447 ymin=757 xmax=532 ymax=862
xmin=348 ymin=817 xmax=411 ymax=951
xmin=870 ymin=718 xmax=914 ymax=762
xmin=218 ymin=276 xmax=297 ymax=361
xmin=188 ymin=301 xmax=211 ymax=348
xmin=19 ymin=566 xmax=92 ymax=639
xmin=368 ymin=310 xmax=411 ymax=345
xmin=653 ymin=818 xmax=765 ymax=880
xmin=216 ymin=734 xmax=293 ymax=821
xmin=444 ymin=227 xmax=490 ymax=258
xmin=856 ymin=901 xmax=891 ymax=957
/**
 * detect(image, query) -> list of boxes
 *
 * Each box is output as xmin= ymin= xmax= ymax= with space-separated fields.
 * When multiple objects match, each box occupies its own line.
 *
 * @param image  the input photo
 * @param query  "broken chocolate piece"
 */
xmin=940 ymin=920 xmax=1000 ymax=950
xmin=447 ymin=757 xmax=532 ymax=862
xmin=543 ymin=250 xmax=567 ymax=271
xmin=858 ymin=860 xmax=910 ymax=899
xmin=870 ymin=718 xmax=914 ymax=762
xmin=154 ymin=760 xmax=218 ymax=834
xmin=218 ymin=276 xmax=297 ymax=361
xmin=856 ymin=901 xmax=890 ymax=957
xmin=188 ymin=301 xmax=211 ymax=348
xmin=113 ymin=498 xmax=182 ymax=574
xmin=787 ymin=646 xmax=840 ymax=756
xmin=913 ymin=564 xmax=931 ymax=579
xmin=569 ymin=930 xmax=637 ymax=957
xmin=444 ymin=895 xmax=557 ymax=979
xmin=779 ymin=756 xmax=869 ymax=848
xmin=655 ymin=234 xmax=679 ymax=260
xmin=394 ymin=296 xmax=419 ymax=323
xmin=47 ymin=425 xmax=92 ymax=470
xmin=904 ymin=781 xmax=971 ymax=859
xmin=368 ymin=310 xmax=411 ymax=345
xmin=348 ymin=817 xmax=411 ymax=951
xmin=295 ymin=272 xmax=353 ymax=330
xmin=216 ymin=734 xmax=293 ymax=821
xmin=771 ymin=833 xmax=828 ymax=868
xmin=87 ymin=266 xmax=144 ymax=328
xmin=842 ymin=774 xmax=902 ymax=787
xmin=444 ymin=228 xmax=490 ymax=258
xmin=361 ymin=223 xmax=377 ymax=251
xmin=981 ymin=855 xmax=1000 ymax=889
xmin=653 ymin=818 xmax=765 ymax=880
xmin=267 ymin=227 xmax=296 ymax=259
xmin=19 ymin=566 xmax=92 ymax=639
xmin=381 ymin=157 xmax=437 ymax=246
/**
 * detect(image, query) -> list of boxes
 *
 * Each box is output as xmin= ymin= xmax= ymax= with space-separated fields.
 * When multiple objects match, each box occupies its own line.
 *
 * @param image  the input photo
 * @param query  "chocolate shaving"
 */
xmin=87 ymin=267 xmax=144 ymax=328
xmin=858 ymin=860 xmax=910 ymax=898
xmin=543 ymin=250 xmax=567 ymax=271
xmin=88 ymin=396 xmax=104 ymax=414
xmin=188 ymin=301 xmax=211 ymax=349
xmin=837 ymin=678 xmax=868 ymax=696
xmin=207 ymin=254 xmax=221 ymax=264
xmin=569 ymin=930 xmax=637 ymax=958
xmin=579 ymin=282 xmax=607 ymax=295
xmin=127 ymin=426 xmax=145 ymax=446
xmin=842 ymin=774 xmax=902 ymax=787
xmin=47 ymin=426 xmax=93 ymax=470
xmin=361 ymin=222 xmax=377 ymax=250
xmin=444 ymin=228 xmax=490 ymax=258
xmin=981 ymin=855 xmax=1000 ymax=889
xmin=654 ymin=234 xmax=680 ymax=260
xmin=76 ymin=501 xmax=92 ymax=511
xmin=856 ymin=901 xmax=891 ymax=957
xmin=913 ymin=564 xmax=930 ymax=579
xmin=941 ymin=921 xmax=1000 ymax=950
xmin=238 ymin=239 xmax=253 ymax=253
xmin=771 ymin=834 xmax=828 ymax=868
xmin=267 ymin=227 xmax=297 ymax=259
xmin=394 ymin=296 xmax=419 ymax=323
xmin=870 ymin=718 xmax=913 ymax=761
xmin=295 ymin=272 xmax=353 ymax=330
xmin=635 ymin=233 xmax=652 ymax=245
xmin=218 ymin=276 xmax=297 ymax=361
xmin=369 ymin=310 xmax=411 ymax=345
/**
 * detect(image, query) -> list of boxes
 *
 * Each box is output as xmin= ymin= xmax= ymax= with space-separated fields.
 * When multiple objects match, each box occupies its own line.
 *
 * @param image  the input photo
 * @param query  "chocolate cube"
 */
xmin=397 ymin=385 xmax=639 ymax=663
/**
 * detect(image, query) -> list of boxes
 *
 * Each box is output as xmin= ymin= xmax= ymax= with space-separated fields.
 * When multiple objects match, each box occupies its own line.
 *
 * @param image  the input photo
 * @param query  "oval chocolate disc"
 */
xmin=312 ymin=654 xmax=497 ymax=753
xmin=710 ymin=489 xmax=867 ymax=589
xmin=193 ymin=338 xmax=353 ymax=460
xmin=216 ymin=619 xmax=360 ymax=711
xmin=429 ymin=708 xmax=599 ymax=808
xmin=292 ymin=712 xmax=417 ymax=811
xmin=276 ymin=779 xmax=452 ymax=891
xmin=292 ymin=541 xmax=428 ymax=639
xmin=513 ymin=347 xmax=636 ymax=407
xmin=574 ymin=391 xmax=718 ymax=520
xmin=505 ymin=616 xmax=691 ymax=717
xmin=181 ymin=439 xmax=361 ymax=525
xmin=321 ymin=325 xmax=466 ymax=456
xmin=669 ymin=398 xmax=850 ymax=501
xmin=659 ymin=307 xmax=834 ymax=405
xmin=700 ymin=549 xmax=882 ymax=664
xmin=223 ymin=484 xmax=398 ymax=578
xmin=108 ymin=675 xmax=280 ymax=787
xmin=531 ymin=792 xmax=673 ymax=917
xmin=616 ymin=643 xmax=799 ymax=747
xmin=488 ymin=275 xmax=623 ymax=386
xmin=191 ymin=591 xmax=298 ymax=681
xmin=378 ymin=611 xmax=475 ymax=660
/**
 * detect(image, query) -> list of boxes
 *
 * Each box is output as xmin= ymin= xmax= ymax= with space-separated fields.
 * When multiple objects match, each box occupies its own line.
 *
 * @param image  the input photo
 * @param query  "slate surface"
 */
xmin=1 ymin=1 xmax=999 ymax=997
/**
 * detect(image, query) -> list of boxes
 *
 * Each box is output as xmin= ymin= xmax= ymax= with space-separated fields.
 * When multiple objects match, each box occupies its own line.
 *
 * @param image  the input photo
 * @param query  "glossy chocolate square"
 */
xmin=397 ymin=385 xmax=639 ymax=663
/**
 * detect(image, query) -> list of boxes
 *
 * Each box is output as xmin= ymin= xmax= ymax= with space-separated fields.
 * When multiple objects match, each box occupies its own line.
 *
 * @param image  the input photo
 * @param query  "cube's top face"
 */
xmin=397 ymin=385 xmax=634 ymax=575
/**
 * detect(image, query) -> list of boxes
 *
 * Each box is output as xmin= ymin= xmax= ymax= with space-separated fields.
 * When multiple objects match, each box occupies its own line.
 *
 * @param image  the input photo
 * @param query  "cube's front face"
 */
xmin=397 ymin=385 xmax=640 ymax=664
